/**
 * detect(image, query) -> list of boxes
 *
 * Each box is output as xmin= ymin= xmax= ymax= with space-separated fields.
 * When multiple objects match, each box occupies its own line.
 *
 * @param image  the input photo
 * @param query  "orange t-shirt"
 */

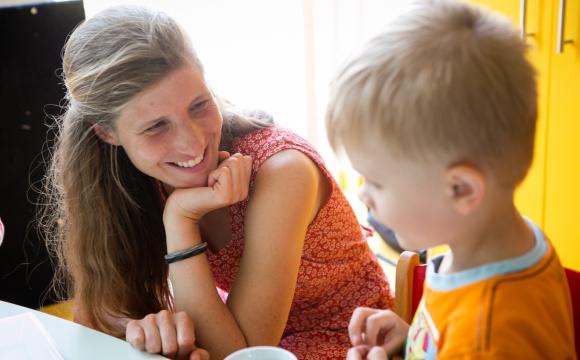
xmin=406 ymin=221 xmax=576 ymax=359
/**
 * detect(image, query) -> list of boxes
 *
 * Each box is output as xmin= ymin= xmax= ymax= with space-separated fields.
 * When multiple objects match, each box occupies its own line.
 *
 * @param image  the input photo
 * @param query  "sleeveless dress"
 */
xmin=206 ymin=126 xmax=393 ymax=359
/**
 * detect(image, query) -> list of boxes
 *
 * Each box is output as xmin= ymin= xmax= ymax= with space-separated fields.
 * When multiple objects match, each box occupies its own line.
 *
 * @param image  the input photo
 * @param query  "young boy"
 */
xmin=326 ymin=0 xmax=576 ymax=359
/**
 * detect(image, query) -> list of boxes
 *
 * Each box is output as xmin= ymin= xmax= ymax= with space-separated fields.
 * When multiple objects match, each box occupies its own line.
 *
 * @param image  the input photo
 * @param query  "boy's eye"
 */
xmin=365 ymin=179 xmax=382 ymax=190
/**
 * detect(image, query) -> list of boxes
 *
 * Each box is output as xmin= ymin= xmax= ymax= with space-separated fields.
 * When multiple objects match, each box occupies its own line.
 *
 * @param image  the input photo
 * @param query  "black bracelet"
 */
xmin=164 ymin=242 xmax=208 ymax=264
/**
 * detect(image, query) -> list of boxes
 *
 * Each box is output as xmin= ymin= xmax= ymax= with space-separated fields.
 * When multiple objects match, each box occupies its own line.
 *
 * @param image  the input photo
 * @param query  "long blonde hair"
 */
xmin=39 ymin=5 xmax=270 ymax=336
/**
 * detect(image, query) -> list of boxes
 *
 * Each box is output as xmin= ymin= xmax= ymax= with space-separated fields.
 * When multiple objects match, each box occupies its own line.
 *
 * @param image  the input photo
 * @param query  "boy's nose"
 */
xmin=358 ymin=186 xmax=375 ymax=210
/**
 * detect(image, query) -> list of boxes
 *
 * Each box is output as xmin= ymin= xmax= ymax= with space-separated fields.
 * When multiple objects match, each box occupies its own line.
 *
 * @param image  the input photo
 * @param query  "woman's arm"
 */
xmin=165 ymin=150 xmax=327 ymax=358
xmin=226 ymin=149 xmax=326 ymax=343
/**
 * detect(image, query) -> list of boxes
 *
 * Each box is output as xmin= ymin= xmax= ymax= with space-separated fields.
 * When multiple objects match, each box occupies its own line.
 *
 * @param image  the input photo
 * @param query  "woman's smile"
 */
xmin=109 ymin=64 xmax=224 ymax=189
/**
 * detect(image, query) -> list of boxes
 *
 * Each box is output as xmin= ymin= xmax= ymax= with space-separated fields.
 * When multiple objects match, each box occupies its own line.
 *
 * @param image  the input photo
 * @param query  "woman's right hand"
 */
xmin=126 ymin=310 xmax=209 ymax=360
xmin=163 ymin=151 xmax=252 ymax=226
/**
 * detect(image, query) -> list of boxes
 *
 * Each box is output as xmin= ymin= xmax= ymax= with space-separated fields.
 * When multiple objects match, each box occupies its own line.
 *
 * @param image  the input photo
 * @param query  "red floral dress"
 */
xmin=207 ymin=126 xmax=393 ymax=359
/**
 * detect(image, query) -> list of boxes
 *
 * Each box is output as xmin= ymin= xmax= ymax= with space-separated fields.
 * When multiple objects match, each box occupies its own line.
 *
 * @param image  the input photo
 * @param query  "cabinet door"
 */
xmin=469 ymin=0 xmax=551 ymax=226
xmin=544 ymin=0 xmax=580 ymax=271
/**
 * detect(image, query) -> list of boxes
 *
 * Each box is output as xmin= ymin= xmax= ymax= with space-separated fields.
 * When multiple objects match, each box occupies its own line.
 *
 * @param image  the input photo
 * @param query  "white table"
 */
xmin=0 ymin=301 xmax=166 ymax=359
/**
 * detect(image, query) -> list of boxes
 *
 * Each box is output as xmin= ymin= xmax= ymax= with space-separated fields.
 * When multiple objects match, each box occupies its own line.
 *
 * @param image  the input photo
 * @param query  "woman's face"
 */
xmin=104 ymin=64 xmax=223 ymax=190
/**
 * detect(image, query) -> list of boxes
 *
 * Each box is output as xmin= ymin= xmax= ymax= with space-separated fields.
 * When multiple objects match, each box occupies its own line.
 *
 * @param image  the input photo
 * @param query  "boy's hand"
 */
xmin=347 ymin=345 xmax=388 ymax=360
xmin=126 ymin=310 xmax=209 ymax=360
xmin=348 ymin=307 xmax=409 ymax=357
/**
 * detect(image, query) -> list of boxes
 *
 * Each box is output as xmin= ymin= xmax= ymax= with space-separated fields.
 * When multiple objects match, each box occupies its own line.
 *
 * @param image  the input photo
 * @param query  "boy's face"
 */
xmin=346 ymin=138 xmax=457 ymax=251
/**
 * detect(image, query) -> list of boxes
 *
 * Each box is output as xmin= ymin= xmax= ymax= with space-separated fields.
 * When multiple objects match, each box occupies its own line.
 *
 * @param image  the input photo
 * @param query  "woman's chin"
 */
xmin=169 ymin=179 xmax=208 ymax=190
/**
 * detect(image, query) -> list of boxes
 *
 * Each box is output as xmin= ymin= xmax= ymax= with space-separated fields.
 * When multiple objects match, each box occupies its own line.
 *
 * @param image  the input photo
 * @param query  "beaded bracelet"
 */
xmin=164 ymin=242 xmax=208 ymax=264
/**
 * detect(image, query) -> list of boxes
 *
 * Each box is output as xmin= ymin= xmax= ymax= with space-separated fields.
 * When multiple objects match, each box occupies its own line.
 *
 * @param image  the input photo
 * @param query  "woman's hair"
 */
xmin=39 ymin=5 xmax=270 ymax=336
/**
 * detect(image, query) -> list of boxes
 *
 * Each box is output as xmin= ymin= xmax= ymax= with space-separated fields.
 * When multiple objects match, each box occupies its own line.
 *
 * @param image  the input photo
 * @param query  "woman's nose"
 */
xmin=174 ymin=121 xmax=204 ymax=154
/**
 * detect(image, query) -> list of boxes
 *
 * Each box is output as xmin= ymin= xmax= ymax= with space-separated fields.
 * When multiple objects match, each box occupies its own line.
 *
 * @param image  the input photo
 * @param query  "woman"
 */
xmin=40 ymin=6 xmax=393 ymax=359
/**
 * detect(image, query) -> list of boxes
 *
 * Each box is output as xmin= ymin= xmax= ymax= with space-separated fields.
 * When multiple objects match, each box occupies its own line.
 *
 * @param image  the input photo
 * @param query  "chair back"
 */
xmin=395 ymin=251 xmax=427 ymax=323
xmin=565 ymin=267 xmax=580 ymax=355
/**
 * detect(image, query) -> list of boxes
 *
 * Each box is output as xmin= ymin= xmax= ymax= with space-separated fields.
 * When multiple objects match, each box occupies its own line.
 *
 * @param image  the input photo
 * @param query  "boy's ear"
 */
xmin=93 ymin=125 xmax=120 ymax=146
xmin=445 ymin=164 xmax=485 ymax=215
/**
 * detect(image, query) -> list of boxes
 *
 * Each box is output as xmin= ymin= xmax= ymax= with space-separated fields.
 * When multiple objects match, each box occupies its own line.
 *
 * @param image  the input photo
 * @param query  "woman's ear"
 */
xmin=93 ymin=124 xmax=120 ymax=146
xmin=445 ymin=164 xmax=485 ymax=215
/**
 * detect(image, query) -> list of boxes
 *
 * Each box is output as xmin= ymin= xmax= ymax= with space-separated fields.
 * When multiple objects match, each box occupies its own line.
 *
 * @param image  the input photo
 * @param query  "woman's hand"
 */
xmin=164 ymin=151 xmax=252 ymax=225
xmin=126 ymin=310 xmax=209 ymax=360
xmin=348 ymin=307 xmax=409 ymax=358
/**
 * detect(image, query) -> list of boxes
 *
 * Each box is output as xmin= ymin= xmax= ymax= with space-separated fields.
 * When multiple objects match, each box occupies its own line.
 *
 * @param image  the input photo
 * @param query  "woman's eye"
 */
xmin=144 ymin=121 xmax=166 ymax=133
xmin=191 ymin=100 xmax=210 ymax=113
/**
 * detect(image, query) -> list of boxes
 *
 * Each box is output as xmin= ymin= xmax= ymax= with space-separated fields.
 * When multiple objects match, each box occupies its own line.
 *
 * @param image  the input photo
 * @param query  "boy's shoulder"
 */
xmin=419 ymin=242 xmax=574 ymax=358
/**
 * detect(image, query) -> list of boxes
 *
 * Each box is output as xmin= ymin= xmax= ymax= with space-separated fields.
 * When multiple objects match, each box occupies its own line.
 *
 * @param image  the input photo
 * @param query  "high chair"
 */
xmin=394 ymin=251 xmax=426 ymax=324
xmin=395 ymin=251 xmax=580 ymax=355
xmin=565 ymin=268 xmax=580 ymax=355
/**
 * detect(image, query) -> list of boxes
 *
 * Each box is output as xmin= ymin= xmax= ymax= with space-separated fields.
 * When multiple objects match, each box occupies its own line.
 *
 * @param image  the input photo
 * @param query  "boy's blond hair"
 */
xmin=326 ymin=0 xmax=537 ymax=187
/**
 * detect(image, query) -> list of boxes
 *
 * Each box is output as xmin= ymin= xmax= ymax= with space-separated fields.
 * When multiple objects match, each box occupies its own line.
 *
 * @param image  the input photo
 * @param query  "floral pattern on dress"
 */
xmin=207 ymin=126 xmax=393 ymax=359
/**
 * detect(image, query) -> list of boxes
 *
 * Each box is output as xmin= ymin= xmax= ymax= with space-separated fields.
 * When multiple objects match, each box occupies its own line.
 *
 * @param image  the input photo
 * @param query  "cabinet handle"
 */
xmin=519 ymin=0 xmax=534 ymax=39
xmin=557 ymin=0 xmax=574 ymax=53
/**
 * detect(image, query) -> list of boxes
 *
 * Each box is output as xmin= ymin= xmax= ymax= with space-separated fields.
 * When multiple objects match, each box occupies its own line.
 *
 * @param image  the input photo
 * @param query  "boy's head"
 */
xmin=326 ymin=0 xmax=537 ymax=249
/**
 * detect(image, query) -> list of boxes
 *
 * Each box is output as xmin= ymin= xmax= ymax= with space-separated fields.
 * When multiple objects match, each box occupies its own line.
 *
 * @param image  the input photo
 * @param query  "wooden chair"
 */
xmin=565 ymin=268 xmax=580 ymax=355
xmin=394 ymin=251 xmax=427 ymax=324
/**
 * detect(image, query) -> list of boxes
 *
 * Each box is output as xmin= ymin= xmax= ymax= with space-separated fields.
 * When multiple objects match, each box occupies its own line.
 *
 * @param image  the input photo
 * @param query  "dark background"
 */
xmin=0 ymin=0 xmax=84 ymax=308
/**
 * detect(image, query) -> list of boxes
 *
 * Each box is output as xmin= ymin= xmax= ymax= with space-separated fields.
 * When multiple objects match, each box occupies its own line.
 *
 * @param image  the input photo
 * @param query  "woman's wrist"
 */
xmin=165 ymin=242 xmax=208 ymax=264
xmin=163 ymin=210 xmax=204 ymax=253
xmin=165 ymin=228 xmax=203 ymax=254
xmin=163 ymin=196 xmax=203 ymax=225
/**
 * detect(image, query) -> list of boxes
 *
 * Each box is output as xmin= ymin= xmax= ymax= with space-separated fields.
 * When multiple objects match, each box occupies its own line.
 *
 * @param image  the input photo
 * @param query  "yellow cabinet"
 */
xmin=469 ymin=0 xmax=550 ymax=227
xmin=470 ymin=0 xmax=580 ymax=270
xmin=544 ymin=0 xmax=580 ymax=271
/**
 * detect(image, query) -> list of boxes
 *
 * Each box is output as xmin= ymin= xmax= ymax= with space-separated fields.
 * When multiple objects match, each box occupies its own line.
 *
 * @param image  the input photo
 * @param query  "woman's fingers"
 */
xmin=223 ymin=154 xmax=242 ymax=197
xmin=126 ymin=311 xmax=205 ymax=360
xmin=168 ymin=153 xmax=252 ymax=221
xmin=218 ymin=151 xmax=231 ymax=162
xmin=174 ymin=311 xmax=196 ymax=359
xmin=156 ymin=310 xmax=178 ymax=359
xmin=208 ymin=153 xmax=251 ymax=203
xmin=126 ymin=320 xmax=146 ymax=351
xmin=190 ymin=348 xmax=210 ymax=360
xmin=139 ymin=313 xmax=162 ymax=354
